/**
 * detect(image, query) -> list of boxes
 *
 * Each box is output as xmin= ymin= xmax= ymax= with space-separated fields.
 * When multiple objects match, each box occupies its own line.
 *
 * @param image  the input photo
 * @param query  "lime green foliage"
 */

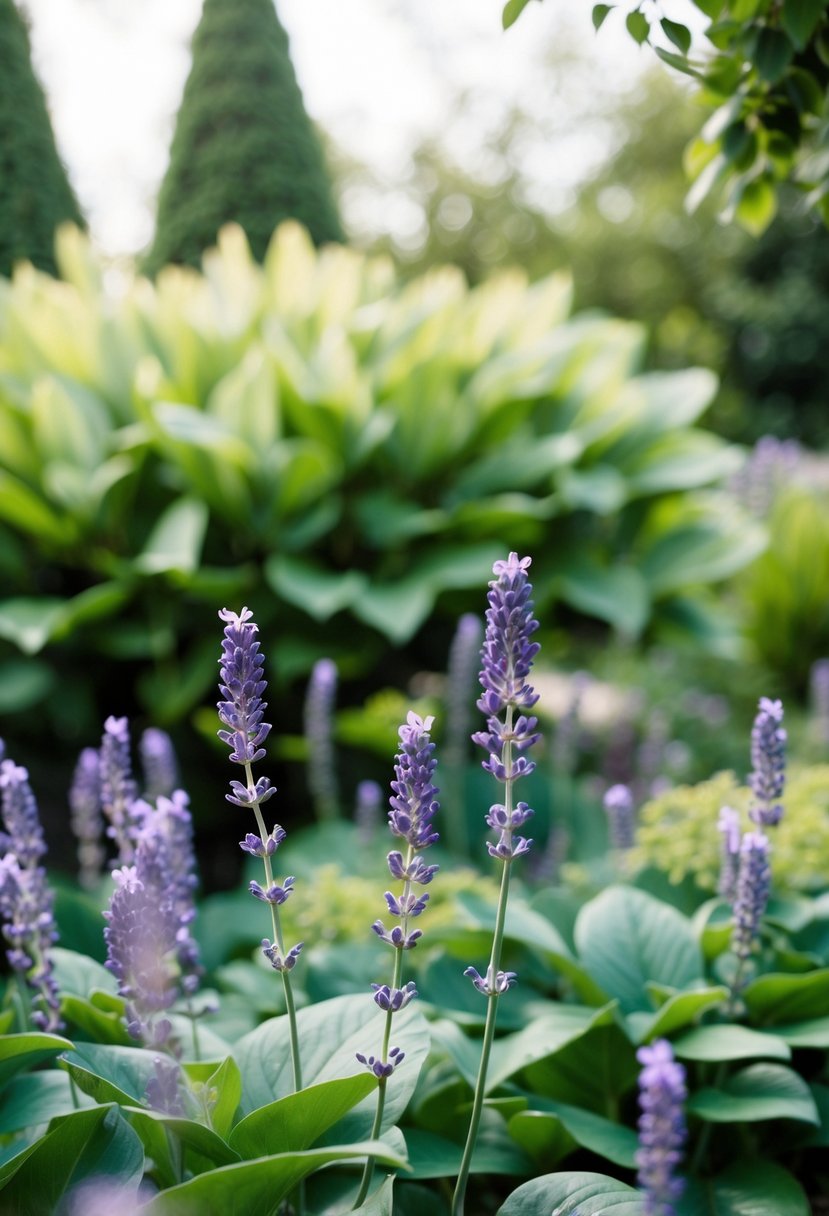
xmin=634 ymin=766 xmax=829 ymax=893
xmin=146 ymin=0 xmax=342 ymax=274
xmin=0 ymin=0 xmax=83 ymax=277
xmin=739 ymin=488 xmax=829 ymax=694
xmin=0 ymin=223 xmax=760 ymax=739
xmin=280 ymin=862 xmax=497 ymax=948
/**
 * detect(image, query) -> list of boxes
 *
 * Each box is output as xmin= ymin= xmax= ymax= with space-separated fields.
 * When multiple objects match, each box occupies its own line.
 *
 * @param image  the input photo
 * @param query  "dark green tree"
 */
xmin=0 ymin=0 xmax=84 ymax=278
xmin=146 ymin=0 xmax=343 ymax=273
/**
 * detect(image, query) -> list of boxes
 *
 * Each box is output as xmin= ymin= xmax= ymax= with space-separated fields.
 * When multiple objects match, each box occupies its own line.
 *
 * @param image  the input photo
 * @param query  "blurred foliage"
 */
xmin=0 ymin=0 xmax=84 ymax=277
xmin=0 ymin=222 xmax=759 ymax=759
xmin=145 ymin=0 xmax=342 ymax=275
xmin=738 ymin=486 xmax=829 ymax=694
xmin=341 ymin=67 xmax=829 ymax=446
xmin=633 ymin=765 xmax=829 ymax=894
xmin=505 ymin=0 xmax=829 ymax=233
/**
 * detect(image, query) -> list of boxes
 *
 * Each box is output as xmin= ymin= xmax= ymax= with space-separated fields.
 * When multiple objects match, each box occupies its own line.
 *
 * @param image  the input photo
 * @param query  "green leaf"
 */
xmin=487 ymin=1003 xmax=619 ymax=1092
xmin=734 ymin=176 xmax=778 ymax=237
xmin=592 ymin=4 xmax=613 ymax=30
xmin=521 ymin=1021 xmax=639 ymax=1114
xmin=51 ymin=947 xmax=119 ymax=998
xmin=688 ymin=1063 xmax=820 ymax=1124
xmin=680 ymin=1159 xmax=810 ymax=1215
xmin=0 ymin=658 xmax=53 ymax=712
xmin=353 ymin=1175 xmax=394 ymax=1214
xmin=405 ymin=1118 xmax=532 ymax=1178
xmin=661 ymin=17 xmax=692 ymax=52
xmin=134 ymin=497 xmax=209 ymax=576
xmin=673 ymin=1023 xmax=792 ymax=1063
xmin=743 ymin=968 xmax=829 ymax=1023
xmin=0 ymin=598 xmax=67 ymax=655
xmin=574 ymin=886 xmax=704 ymax=1015
xmin=764 ymin=1016 xmax=829 ymax=1047
xmin=497 ymin=1171 xmax=645 ymax=1215
xmin=60 ymin=1042 xmax=157 ymax=1106
xmin=755 ymin=26 xmax=795 ymax=82
xmin=0 ymin=1071 xmax=95 ymax=1135
xmin=509 ymin=1098 xmax=639 ymax=1168
xmin=228 ymin=1074 xmax=378 ymax=1158
xmin=351 ymin=575 xmax=436 ymax=644
xmin=783 ymin=0 xmax=827 ymax=47
xmin=0 ymin=1105 xmax=144 ymax=1212
xmin=140 ymin=1141 xmax=407 ymax=1216
xmin=264 ymin=554 xmax=366 ymax=621
xmin=205 ymin=1056 xmax=243 ymax=1140
xmin=124 ymin=1108 xmax=241 ymax=1170
xmin=503 ymin=0 xmax=534 ymax=29
xmin=639 ymin=514 xmax=766 ymax=596
xmin=626 ymin=10 xmax=650 ymax=43
xmin=632 ymin=986 xmax=729 ymax=1042
xmin=558 ymin=561 xmax=650 ymax=637
xmin=0 ymin=1032 xmax=74 ymax=1091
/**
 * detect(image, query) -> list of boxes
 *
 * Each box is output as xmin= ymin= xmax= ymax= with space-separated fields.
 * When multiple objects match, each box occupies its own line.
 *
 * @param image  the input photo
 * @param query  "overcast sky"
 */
xmin=21 ymin=0 xmax=652 ymax=260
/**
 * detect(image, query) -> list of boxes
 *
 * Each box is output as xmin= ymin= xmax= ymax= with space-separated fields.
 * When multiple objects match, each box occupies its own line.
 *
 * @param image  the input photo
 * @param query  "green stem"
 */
xmin=245 ymin=762 xmax=303 ymax=1097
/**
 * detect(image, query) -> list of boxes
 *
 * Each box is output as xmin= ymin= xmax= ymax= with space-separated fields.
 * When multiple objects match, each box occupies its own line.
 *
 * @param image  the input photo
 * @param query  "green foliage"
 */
xmin=634 ymin=765 xmax=829 ymax=892
xmin=738 ymin=487 xmax=829 ymax=693
xmin=146 ymin=0 xmax=342 ymax=274
xmin=0 ymin=0 xmax=84 ymax=277
xmin=502 ymin=0 xmax=829 ymax=232
xmin=0 ymin=224 xmax=759 ymax=745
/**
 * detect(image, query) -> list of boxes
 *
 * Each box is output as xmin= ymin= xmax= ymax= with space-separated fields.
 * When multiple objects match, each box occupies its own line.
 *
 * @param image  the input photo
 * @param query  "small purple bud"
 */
xmin=249 ymin=877 xmax=294 ymax=905
xmin=464 ymin=966 xmax=517 ymax=996
xmin=261 ymin=939 xmax=304 ymax=972
xmin=371 ymin=981 xmax=418 ymax=1012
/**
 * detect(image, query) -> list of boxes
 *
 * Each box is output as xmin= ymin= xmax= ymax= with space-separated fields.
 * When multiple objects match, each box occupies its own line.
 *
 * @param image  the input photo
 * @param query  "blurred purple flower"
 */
xmin=100 ymin=716 xmax=143 ymax=864
xmin=604 ymin=783 xmax=635 ymax=852
xmin=717 ymin=805 xmax=741 ymax=901
xmin=69 ymin=746 xmax=105 ymax=889
xmin=304 ymin=657 xmax=339 ymax=820
xmin=748 ymin=697 xmax=786 ymax=828
xmin=636 ymin=1038 xmax=687 ymax=1216
xmin=731 ymin=830 xmax=771 ymax=972
xmin=140 ymin=728 xmax=179 ymax=801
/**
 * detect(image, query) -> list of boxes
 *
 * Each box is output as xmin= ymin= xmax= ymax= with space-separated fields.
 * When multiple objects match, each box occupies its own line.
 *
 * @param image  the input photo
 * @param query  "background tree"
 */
xmin=146 ymin=0 xmax=342 ymax=274
xmin=0 ymin=0 xmax=83 ymax=278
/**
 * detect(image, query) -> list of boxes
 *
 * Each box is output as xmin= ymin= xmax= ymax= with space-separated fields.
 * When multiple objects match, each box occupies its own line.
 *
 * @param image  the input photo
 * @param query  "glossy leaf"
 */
xmin=0 ymin=1032 xmax=74 ymax=1091
xmin=228 ymin=1074 xmax=377 ymax=1158
xmin=688 ymin=1063 xmax=819 ymax=1125
xmin=503 ymin=0 xmax=534 ymax=29
xmin=509 ymin=1097 xmax=638 ymax=1168
xmin=497 ymin=1171 xmax=645 ymax=1214
xmin=679 ymin=1159 xmax=810 ymax=1215
xmin=743 ymin=968 xmax=829 ymax=1023
xmin=673 ymin=1024 xmax=791 ymax=1063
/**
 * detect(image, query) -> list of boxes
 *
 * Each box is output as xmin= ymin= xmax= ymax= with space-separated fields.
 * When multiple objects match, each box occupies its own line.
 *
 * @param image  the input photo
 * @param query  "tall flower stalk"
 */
xmin=217 ymin=607 xmax=303 ymax=1094
xmin=352 ymin=711 xmax=440 ymax=1209
xmin=636 ymin=1039 xmax=687 ymax=1215
xmin=452 ymin=554 xmax=540 ymax=1216
xmin=303 ymin=657 xmax=339 ymax=821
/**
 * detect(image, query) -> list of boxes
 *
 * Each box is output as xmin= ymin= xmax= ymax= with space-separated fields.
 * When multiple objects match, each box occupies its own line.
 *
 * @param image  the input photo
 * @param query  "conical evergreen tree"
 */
xmin=0 ymin=0 xmax=84 ymax=278
xmin=146 ymin=0 xmax=343 ymax=273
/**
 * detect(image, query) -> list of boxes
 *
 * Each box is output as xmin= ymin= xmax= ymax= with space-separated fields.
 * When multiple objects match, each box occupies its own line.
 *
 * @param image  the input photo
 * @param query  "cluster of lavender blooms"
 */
xmin=357 ymin=712 xmax=440 ymax=1080
xmin=217 ymin=607 xmax=302 ymax=977
xmin=0 ymin=752 xmax=62 ymax=1031
xmin=603 ymin=783 xmax=635 ymax=852
xmin=730 ymin=434 xmax=801 ymax=517
xmin=748 ymin=697 xmax=786 ymax=828
xmin=304 ymin=657 xmax=339 ymax=822
xmin=354 ymin=779 xmax=383 ymax=845
xmin=636 ymin=1039 xmax=687 ymax=1215
xmin=466 ymin=552 xmax=539 ymax=997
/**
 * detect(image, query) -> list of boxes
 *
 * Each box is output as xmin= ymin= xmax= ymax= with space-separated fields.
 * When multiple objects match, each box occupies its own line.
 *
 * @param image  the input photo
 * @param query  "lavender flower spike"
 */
xmin=731 ymin=830 xmax=771 ymax=972
xmin=140 ymin=728 xmax=180 ymax=801
xmin=604 ymin=783 xmax=635 ymax=852
xmin=717 ymin=805 xmax=741 ymax=901
xmin=636 ymin=1038 xmax=687 ymax=1216
xmin=748 ymin=697 xmax=786 ymax=827
xmin=304 ymin=657 xmax=339 ymax=821
xmin=99 ymin=716 xmax=142 ymax=864
xmin=69 ymin=747 xmax=105 ymax=889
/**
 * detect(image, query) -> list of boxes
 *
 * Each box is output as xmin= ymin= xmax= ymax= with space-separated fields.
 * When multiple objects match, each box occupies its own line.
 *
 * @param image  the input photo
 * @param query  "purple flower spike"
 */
xmin=304 ymin=657 xmax=339 ymax=820
xmin=0 ymin=760 xmax=46 ymax=868
xmin=69 ymin=747 xmax=105 ymax=889
xmin=748 ymin=697 xmax=786 ymax=827
xmin=477 ymin=553 xmax=540 ymax=718
xmin=140 ymin=729 xmax=180 ymax=801
xmin=717 ymin=806 xmax=741 ymax=901
xmin=99 ymin=717 xmax=143 ymax=865
xmin=217 ymin=607 xmax=272 ymax=766
xmin=388 ymin=712 xmax=440 ymax=850
xmin=145 ymin=1055 xmax=186 ymax=1116
xmin=731 ymin=830 xmax=771 ymax=968
xmin=604 ymin=784 xmax=635 ymax=852
xmin=636 ymin=1039 xmax=687 ymax=1215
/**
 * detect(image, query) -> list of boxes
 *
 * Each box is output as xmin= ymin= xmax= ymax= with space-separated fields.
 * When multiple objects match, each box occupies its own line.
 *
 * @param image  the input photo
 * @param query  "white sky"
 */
xmin=21 ymin=0 xmax=655 ymax=260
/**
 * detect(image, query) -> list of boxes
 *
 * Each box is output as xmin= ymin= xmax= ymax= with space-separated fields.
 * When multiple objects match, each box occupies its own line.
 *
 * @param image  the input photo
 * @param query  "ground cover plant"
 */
xmin=0 ymin=553 xmax=824 ymax=1214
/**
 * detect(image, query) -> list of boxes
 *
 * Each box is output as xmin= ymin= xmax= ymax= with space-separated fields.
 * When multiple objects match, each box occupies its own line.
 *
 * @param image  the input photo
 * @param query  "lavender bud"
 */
xmin=239 ymin=826 xmax=286 ymax=857
xmin=383 ymin=890 xmax=429 ymax=918
xmin=304 ymin=658 xmax=339 ymax=821
xmin=387 ymin=851 xmax=438 ymax=885
xmin=356 ymin=1045 xmax=405 ymax=1079
xmin=604 ymin=784 xmax=635 ymax=852
xmin=249 ymin=877 xmax=294 ymax=905
xmin=140 ymin=729 xmax=180 ymax=800
xmin=0 ymin=760 xmax=46 ymax=867
xmin=261 ymin=939 xmax=304 ymax=972
xmin=731 ymin=831 xmax=771 ymax=969
xmin=388 ymin=713 xmax=440 ymax=850
xmin=464 ymin=966 xmax=517 ymax=996
xmin=371 ymin=921 xmax=422 ymax=950
xmin=69 ymin=747 xmax=105 ymax=889
xmin=226 ymin=776 xmax=276 ymax=808
xmin=145 ymin=1055 xmax=186 ymax=1116
xmin=636 ymin=1039 xmax=687 ymax=1215
xmin=99 ymin=717 xmax=142 ymax=864
xmin=371 ymin=981 xmax=418 ymax=1012
xmin=748 ymin=697 xmax=786 ymax=827
xmin=717 ymin=805 xmax=741 ymax=901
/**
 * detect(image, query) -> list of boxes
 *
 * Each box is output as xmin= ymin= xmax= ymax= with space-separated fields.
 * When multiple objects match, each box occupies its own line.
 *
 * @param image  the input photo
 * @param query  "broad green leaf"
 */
xmin=134 ymin=497 xmax=208 ymax=575
xmin=123 ymin=1107 xmax=241 ymax=1169
xmin=755 ymin=26 xmax=794 ymax=83
xmin=765 ymin=1016 xmax=829 ymax=1048
xmin=783 ymin=0 xmax=826 ymax=48
xmin=351 ymin=575 xmax=436 ymax=643
xmin=622 ymin=431 xmax=742 ymax=495
xmin=626 ymin=10 xmax=650 ymax=43
xmin=233 ymin=995 xmax=430 ymax=1134
xmin=0 ymin=658 xmax=53 ymax=711
xmin=405 ymin=1117 xmax=532 ymax=1178
xmin=0 ymin=1032 xmax=74 ymax=1091
xmin=521 ymin=1021 xmax=639 ymax=1114
xmin=574 ymin=886 xmax=703 ymax=1014
xmin=688 ymin=1063 xmax=819 ymax=1125
xmin=503 ymin=0 xmax=534 ymax=29
xmin=60 ymin=1042 xmax=157 ymax=1106
xmin=487 ymin=1004 xmax=618 ymax=1092
xmin=140 ymin=1141 xmax=407 ymax=1216
xmin=353 ymin=1174 xmax=394 ymax=1214
xmin=265 ymin=554 xmax=366 ymax=621
xmin=0 ymin=1105 xmax=144 ymax=1211
xmin=734 ymin=176 xmax=778 ymax=237
xmin=60 ymin=995 xmax=131 ymax=1046
xmin=640 ymin=515 xmax=766 ymax=596
xmin=673 ymin=1023 xmax=791 ymax=1063
xmin=497 ymin=1171 xmax=645 ymax=1215
xmin=592 ymin=4 xmax=613 ymax=30
xmin=661 ymin=17 xmax=692 ymax=53
xmin=0 ymin=598 xmax=67 ymax=655
xmin=509 ymin=1097 xmax=638 ymax=1168
xmin=679 ymin=1159 xmax=810 ymax=1215
xmin=228 ymin=1075 xmax=377 ymax=1158
xmin=632 ymin=986 xmax=729 ymax=1042
xmin=205 ymin=1056 xmax=243 ymax=1140
xmin=743 ymin=968 xmax=829 ymax=1023
xmin=51 ymin=947 xmax=119 ymax=998
xmin=558 ymin=562 xmax=650 ymax=637
xmin=0 ymin=1071 xmax=95 ymax=1134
